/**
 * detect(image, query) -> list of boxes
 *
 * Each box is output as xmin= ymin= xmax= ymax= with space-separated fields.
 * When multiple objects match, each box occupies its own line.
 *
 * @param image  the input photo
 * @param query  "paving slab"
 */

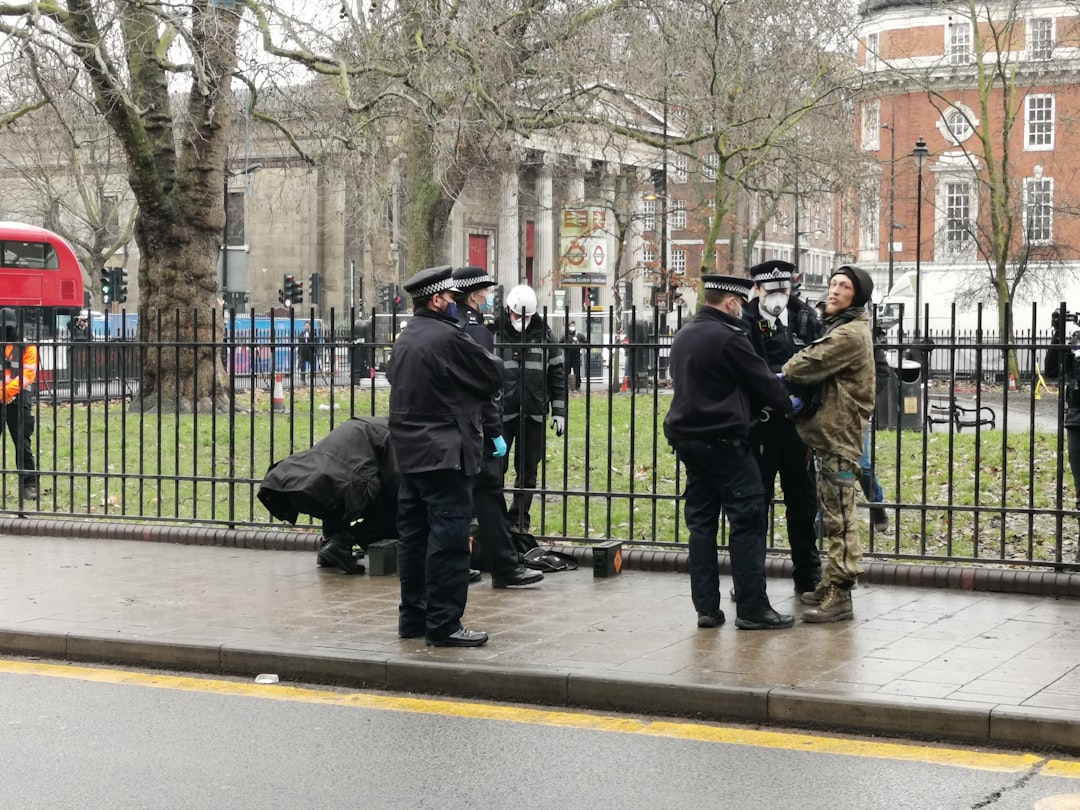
xmin=1 ymin=533 xmax=1079 ymax=753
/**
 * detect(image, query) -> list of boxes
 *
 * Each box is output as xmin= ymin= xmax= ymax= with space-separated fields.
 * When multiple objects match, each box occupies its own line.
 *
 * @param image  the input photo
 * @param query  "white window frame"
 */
xmin=947 ymin=21 xmax=973 ymax=65
xmin=860 ymin=195 xmax=879 ymax=252
xmin=865 ymin=32 xmax=879 ymax=69
xmin=701 ymin=153 xmax=718 ymax=182
xmin=944 ymin=180 xmax=973 ymax=253
xmin=670 ymin=153 xmax=688 ymax=184
xmin=1027 ymin=17 xmax=1054 ymax=61
xmin=669 ymin=199 xmax=687 ymax=230
xmin=862 ymin=101 xmax=880 ymax=151
xmin=641 ymin=198 xmax=655 ymax=232
xmin=938 ymin=105 xmax=976 ymax=145
xmin=1024 ymin=176 xmax=1053 ymax=244
xmin=642 ymin=243 xmax=657 ymax=265
xmin=1025 ymin=94 xmax=1055 ymax=150
xmin=670 ymin=248 xmax=687 ymax=275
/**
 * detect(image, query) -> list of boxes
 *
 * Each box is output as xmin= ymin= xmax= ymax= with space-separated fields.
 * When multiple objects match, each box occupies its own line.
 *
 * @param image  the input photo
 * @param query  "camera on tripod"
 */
xmin=1052 ymin=310 xmax=1080 ymax=345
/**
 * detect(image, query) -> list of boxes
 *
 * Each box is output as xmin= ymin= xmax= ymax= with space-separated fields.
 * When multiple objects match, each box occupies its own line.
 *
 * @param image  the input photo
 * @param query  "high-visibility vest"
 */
xmin=3 ymin=344 xmax=37 ymax=404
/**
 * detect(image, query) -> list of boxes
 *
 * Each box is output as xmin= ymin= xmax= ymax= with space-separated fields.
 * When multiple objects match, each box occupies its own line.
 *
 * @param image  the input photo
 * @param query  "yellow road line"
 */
xmin=1 ymin=659 xmax=1073 ymax=776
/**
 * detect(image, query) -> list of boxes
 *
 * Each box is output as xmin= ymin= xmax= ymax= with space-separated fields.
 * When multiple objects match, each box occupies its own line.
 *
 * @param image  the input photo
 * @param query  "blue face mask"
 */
xmin=480 ymin=293 xmax=494 ymax=313
xmin=445 ymin=301 xmax=459 ymax=320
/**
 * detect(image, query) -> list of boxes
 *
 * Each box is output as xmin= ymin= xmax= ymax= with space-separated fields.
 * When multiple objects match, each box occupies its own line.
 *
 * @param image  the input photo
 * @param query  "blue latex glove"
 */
xmin=492 ymin=436 xmax=508 ymax=458
xmin=789 ymin=396 xmax=803 ymax=416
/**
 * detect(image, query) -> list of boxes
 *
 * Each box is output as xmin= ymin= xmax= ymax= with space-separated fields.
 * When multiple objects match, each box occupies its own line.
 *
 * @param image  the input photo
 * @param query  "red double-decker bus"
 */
xmin=0 ymin=222 xmax=88 ymax=391
xmin=0 ymin=222 xmax=85 ymax=326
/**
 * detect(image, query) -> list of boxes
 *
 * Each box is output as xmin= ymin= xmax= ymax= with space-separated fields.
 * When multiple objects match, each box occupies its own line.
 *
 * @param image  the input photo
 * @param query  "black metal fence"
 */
xmin=7 ymin=303 xmax=1078 ymax=570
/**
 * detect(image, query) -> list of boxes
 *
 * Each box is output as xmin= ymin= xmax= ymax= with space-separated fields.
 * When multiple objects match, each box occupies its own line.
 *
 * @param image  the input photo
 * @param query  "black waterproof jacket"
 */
xmin=387 ymin=308 xmax=504 ymax=475
xmin=664 ymin=306 xmax=793 ymax=442
xmin=490 ymin=312 xmax=566 ymax=423
xmin=257 ymin=417 xmax=398 ymax=527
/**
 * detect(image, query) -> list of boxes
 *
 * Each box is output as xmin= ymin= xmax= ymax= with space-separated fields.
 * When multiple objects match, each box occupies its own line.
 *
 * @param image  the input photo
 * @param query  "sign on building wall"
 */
xmin=559 ymin=205 xmax=611 ymax=285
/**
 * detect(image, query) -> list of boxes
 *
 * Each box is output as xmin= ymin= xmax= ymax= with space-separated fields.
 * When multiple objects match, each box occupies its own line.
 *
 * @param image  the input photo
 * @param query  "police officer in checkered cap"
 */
xmin=663 ymin=274 xmax=801 ymax=632
xmin=387 ymin=265 xmax=505 ymax=647
xmin=742 ymin=260 xmax=824 ymax=599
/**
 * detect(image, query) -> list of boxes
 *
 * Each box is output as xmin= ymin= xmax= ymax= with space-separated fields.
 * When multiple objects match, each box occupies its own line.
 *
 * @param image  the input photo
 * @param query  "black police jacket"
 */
xmin=459 ymin=303 xmax=503 ymax=442
xmin=663 ymin=306 xmax=794 ymax=442
xmin=387 ymin=308 xmax=504 ymax=475
xmin=491 ymin=312 xmax=566 ymax=422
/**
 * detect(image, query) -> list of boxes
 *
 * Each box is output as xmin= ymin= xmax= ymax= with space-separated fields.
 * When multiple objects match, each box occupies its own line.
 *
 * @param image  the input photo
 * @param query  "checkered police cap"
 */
xmin=451 ymin=266 xmax=495 ymax=293
xmin=702 ymin=274 xmax=753 ymax=300
xmin=749 ymin=260 xmax=795 ymax=287
xmin=403 ymin=265 xmax=461 ymax=298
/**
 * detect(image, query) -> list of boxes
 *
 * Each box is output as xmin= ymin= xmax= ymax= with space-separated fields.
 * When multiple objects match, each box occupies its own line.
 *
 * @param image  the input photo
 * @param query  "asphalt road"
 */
xmin=3 ymin=660 xmax=1080 ymax=810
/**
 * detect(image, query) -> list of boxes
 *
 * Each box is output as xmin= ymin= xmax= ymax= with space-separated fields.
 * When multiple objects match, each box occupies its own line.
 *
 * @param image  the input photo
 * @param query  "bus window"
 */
xmin=1 ymin=241 xmax=60 ymax=270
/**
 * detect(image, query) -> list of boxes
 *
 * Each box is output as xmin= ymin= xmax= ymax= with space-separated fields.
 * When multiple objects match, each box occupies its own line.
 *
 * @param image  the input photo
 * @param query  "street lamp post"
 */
xmin=881 ymin=118 xmax=897 ymax=291
xmin=912 ymin=138 xmax=929 ymax=338
xmin=221 ymin=163 xmax=261 ymax=301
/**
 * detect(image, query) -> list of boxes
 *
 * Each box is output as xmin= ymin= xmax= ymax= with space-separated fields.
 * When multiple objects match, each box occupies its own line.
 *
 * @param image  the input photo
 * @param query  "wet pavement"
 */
xmin=0 ymin=532 xmax=1078 ymax=754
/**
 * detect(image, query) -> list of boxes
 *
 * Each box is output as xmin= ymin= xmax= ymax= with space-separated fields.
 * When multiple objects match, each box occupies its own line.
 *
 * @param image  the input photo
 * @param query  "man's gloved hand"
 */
xmin=492 ymin=436 xmax=508 ymax=458
xmin=550 ymin=415 xmax=565 ymax=437
xmin=789 ymin=395 xmax=804 ymax=416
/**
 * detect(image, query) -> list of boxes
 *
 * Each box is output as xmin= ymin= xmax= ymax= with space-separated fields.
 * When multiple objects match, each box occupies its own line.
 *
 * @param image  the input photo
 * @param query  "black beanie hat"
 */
xmin=831 ymin=265 xmax=874 ymax=308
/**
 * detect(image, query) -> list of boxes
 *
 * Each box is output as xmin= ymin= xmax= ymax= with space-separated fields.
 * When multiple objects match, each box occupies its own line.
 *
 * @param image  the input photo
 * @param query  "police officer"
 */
xmin=387 ymin=266 xmax=504 ymax=647
xmin=742 ymin=260 xmax=823 ymax=597
xmin=1046 ymin=309 xmax=1080 ymax=519
xmin=0 ymin=309 xmax=38 ymax=503
xmin=663 ymin=275 xmax=800 ymax=631
xmin=452 ymin=266 xmax=543 ymax=589
xmin=490 ymin=284 xmax=566 ymax=535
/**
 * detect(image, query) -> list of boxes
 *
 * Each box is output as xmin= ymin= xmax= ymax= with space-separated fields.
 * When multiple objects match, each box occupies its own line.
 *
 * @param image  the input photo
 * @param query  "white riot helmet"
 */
xmin=505 ymin=284 xmax=537 ymax=317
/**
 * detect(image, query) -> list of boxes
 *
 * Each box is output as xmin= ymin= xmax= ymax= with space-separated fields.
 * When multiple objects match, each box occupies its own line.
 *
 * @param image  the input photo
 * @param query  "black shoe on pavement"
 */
xmin=735 ymin=609 xmax=795 ymax=630
xmin=20 ymin=484 xmax=37 ymax=502
xmin=697 ymin=611 xmax=726 ymax=628
xmin=870 ymin=507 xmax=889 ymax=532
xmin=398 ymin=628 xmax=424 ymax=639
xmin=468 ymin=569 xmax=482 ymax=583
xmin=316 ymin=541 xmax=366 ymax=575
xmin=492 ymin=567 xmax=544 ymax=588
xmin=426 ymin=628 xmax=489 ymax=647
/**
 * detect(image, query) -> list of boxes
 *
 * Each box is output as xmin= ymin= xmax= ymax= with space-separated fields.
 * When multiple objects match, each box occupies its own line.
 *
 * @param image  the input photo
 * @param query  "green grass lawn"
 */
xmin=18 ymin=387 xmax=1077 ymax=565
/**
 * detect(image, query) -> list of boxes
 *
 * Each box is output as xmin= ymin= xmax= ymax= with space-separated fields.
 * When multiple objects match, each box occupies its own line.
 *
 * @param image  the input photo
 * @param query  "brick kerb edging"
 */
xmin=0 ymin=628 xmax=1073 ymax=756
xmin=3 ymin=517 xmax=1079 ymax=597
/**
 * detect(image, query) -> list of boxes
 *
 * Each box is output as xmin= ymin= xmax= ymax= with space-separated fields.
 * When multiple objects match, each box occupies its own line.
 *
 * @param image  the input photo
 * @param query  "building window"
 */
xmin=670 ymin=153 xmax=688 ymax=184
xmin=943 ymin=108 xmax=972 ymax=144
xmin=865 ymin=32 xmax=879 ymax=68
xmin=1028 ymin=17 xmax=1054 ymax=61
xmin=642 ymin=243 xmax=657 ymax=264
xmin=701 ymin=153 xmax=718 ymax=182
xmin=948 ymin=21 xmax=973 ymax=65
xmin=945 ymin=182 xmax=971 ymax=247
xmin=1024 ymin=176 xmax=1053 ymax=244
xmin=861 ymin=101 xmax=880 ymax=151
xmin=641 ymin=198 xmax=655 ymax=232
xmin=1025 ymin=94 xmax=1054 ymax=150
xmin=860 ymin=196 xmax=879 ymax=251
xmin=669 ymin=199 xmax=686 ymax=230
xmin=670 ymin=248 xmax=687 ymax=274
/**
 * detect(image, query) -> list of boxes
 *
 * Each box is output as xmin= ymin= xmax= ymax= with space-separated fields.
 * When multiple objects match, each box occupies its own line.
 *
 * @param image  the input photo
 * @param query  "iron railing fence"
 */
xmin=8 ymin=303 xmax=1078 ymax=570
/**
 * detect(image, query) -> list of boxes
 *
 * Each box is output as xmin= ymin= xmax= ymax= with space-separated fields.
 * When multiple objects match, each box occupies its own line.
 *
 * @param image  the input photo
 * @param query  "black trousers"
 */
xmin=472 ymin=454 xmax=524 ymax=577
xmin=1 ymin=395 xmax=36 ymax=488
xmin=1068 ymin=426 xmax=1080 ymax=506
xmin=675 ymin=437 xmax=771 ymax=620
xmin=502 ymin=416 xmax=545 ymax=531
xmin=396 ymin=470 xmax=474 ymax=641
xmin=321 ymin=489 xmax=398 ymax=550
xmin=753 ymin=418 xmax=821 ymax=592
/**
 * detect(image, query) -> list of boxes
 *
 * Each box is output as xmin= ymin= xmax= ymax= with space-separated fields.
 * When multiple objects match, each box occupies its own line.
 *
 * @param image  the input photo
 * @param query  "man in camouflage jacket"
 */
xmin=782 ymin=266 xmax=876 ymax=623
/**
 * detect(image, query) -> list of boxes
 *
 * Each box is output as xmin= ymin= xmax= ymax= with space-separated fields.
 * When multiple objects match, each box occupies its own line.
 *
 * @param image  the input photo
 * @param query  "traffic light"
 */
xmin=584 ymin=287 xmax=599 ymax=308
xmin=291 ymin=277 xmax=303 ymax=305
xmin=114 ymin=268 xmax=128 ymax=304
xmin=100 ymin=267 xmax=112 ymax=305
xmin=377 ymin=282 xmax=391 ymax=311
xmin=283 ymin=274 xmax=296 ymax=307
xmin=309 ymin=272 xmax=321 ymax=308
xmin=391 ymin=285 xmax=401 ymax=315
xmin=278 ymin=288 xmax=286 ymax=306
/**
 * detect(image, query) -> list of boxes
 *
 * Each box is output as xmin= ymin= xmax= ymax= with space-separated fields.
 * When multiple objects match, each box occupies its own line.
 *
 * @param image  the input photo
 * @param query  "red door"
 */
xmin=468 ymin=235 xmax=488 ymax=269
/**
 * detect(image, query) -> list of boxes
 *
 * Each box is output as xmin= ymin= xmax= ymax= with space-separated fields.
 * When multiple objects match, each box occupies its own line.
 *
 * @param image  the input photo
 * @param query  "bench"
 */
xmin=926 ymin=397 xmax=996 ymax=432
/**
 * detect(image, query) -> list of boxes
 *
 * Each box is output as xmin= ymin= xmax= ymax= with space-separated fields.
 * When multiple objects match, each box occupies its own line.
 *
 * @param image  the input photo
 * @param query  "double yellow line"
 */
xmin=4 ymin=659 xmax=1078 ymax=778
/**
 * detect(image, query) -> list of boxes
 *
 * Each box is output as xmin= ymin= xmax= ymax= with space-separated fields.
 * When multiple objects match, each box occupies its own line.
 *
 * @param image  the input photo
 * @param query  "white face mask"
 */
xmin=511 ymin=317 xmax=527 ymax=333
xmin=763 ymin=291 xmax=789 ymax=317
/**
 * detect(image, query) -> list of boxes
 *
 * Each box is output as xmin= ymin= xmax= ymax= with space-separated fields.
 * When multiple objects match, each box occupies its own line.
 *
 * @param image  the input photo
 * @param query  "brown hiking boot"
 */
xmin=802 ymin=585 xmax=854 ymax=623
xmin=798 ymin=583 xmax=827 ymax=606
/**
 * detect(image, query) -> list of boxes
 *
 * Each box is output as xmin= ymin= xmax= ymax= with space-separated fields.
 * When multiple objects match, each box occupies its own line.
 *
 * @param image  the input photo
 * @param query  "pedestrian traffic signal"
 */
xmin=100 ymin=267 xmax=112 ymax=305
